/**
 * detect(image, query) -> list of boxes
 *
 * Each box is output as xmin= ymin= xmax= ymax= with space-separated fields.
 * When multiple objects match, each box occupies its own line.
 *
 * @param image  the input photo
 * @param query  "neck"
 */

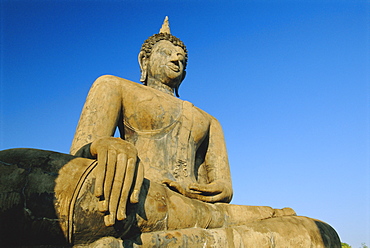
xmin=146 ymin=78 xmax=175 ymax=96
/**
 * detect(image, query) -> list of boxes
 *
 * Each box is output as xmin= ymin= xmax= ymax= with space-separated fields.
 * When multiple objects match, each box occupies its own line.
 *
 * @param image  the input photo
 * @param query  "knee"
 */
xmin=314 ymin=220 xmax=341 ymax=247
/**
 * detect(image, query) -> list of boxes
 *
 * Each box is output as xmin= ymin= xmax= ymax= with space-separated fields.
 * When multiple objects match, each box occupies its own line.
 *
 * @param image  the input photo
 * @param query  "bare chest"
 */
xmin=122 ymin=92 xmax=210 ymax=144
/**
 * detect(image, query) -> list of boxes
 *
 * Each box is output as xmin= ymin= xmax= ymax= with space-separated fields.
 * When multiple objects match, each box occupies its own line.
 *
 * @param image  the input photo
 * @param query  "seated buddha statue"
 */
xmin=0 ymin=17 xmax=341 ymax=247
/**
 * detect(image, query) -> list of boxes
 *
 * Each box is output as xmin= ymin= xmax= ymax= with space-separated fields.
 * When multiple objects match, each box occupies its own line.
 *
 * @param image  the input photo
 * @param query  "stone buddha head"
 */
xmin=138 ymin=17 xmax=188 ymax=97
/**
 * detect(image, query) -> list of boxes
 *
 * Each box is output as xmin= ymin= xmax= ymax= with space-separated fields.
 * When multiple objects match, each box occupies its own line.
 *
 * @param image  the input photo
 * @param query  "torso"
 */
xmin=120 ymin=80 xmax=211 ymax=186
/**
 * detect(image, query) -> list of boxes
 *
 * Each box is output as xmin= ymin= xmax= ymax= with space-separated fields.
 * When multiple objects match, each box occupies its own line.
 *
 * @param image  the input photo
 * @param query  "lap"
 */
xmin=0 ymin=148 xmax=340 ymax=247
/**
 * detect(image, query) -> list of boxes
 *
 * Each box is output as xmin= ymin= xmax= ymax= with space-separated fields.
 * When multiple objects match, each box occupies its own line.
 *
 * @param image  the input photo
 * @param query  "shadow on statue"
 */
xmin=0 ymin=149 xmax=70 ymax=247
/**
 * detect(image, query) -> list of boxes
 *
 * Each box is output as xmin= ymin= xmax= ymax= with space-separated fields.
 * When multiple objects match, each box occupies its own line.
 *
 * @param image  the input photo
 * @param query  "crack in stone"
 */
xmin=21 ymin=169 xmax=33 ymax=218
xmin=0 ymin=160 xmax=13 ymax=166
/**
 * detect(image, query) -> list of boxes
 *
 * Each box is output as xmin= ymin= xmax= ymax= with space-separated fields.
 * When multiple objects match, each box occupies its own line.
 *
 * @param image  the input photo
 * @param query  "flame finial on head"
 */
xmin=159 ymin=16 xmax=171 ymax=34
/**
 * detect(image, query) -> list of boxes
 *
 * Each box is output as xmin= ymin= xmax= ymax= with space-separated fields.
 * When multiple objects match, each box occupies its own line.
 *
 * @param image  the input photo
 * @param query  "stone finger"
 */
xmin=101 ymin=148 xmax=117 ymax=212
xmin=95 ymin=148 xmax=107 ymax=199
xmin=189 ymin=183 xmax=222 ymax=194
xmin=104 ymin=214 xmax=115 ymax=227
xmin=194 ymin=194 xmax=219 ymax=203
xmin=109 ymin=153 xmax=127 ymax=223
xmin=130 ymin=159 xmax=143 ymax=204
xmin=117 ymin=157 xmax=135 ymax=220
xmin=170 ymin=181 xmax=186 ymax=195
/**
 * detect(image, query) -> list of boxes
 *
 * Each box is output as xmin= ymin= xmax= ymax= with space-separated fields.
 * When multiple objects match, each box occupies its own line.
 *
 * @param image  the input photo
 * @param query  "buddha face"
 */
xmin=141 ymin=40 xmax=186 ymax=88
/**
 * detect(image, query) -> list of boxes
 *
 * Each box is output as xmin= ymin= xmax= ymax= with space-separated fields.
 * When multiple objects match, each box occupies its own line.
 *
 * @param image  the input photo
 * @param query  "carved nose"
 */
xmin=170 ymin=52 xmax=182 ymax=62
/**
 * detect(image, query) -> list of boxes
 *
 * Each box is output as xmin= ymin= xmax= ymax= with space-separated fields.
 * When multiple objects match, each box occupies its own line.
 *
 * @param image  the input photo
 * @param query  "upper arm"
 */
xmin=70 ymin=75 xmax=124 ymax=155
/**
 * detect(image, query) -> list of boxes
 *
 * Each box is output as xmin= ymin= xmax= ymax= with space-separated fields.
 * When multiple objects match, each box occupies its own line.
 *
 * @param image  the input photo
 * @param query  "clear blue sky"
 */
xmin=1 ymin=1 xmax=369 ymax=246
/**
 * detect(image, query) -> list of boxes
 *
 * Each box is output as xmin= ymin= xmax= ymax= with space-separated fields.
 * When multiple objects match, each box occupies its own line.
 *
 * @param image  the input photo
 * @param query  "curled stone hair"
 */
xmin=140 ymin=32 xmax=188 ymax=70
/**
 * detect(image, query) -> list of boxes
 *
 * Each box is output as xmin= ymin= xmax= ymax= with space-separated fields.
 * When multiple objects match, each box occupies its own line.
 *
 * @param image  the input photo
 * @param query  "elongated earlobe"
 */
xmin=174 ymin=71 xmax=186 ymax=97
xmin=138 ymin=51 xmax=148 ymax=84
xmin=181 ymin=70 xmax=186 ymax=82
xmin=174 ymin=85 xmax=180 ymax=97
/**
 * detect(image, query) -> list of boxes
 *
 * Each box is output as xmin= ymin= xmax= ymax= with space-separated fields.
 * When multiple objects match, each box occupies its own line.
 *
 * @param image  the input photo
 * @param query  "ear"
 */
xmin=138 ymin=51 xmax=148 ymax=84
xmin=181 ymin=70 xmax=186 ymax=82
xmin=175 ymin=71 xmax=186 ymax=97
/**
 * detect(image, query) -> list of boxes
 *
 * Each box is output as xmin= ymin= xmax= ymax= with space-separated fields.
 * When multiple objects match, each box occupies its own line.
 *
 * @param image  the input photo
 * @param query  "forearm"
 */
xmin=203 ymin=118 xmax=233 ymax=202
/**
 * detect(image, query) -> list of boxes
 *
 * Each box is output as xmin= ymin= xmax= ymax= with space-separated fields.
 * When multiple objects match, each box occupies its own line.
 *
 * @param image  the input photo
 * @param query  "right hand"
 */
xmin=162 ymin=179 xmax=232 ymax=203
xmin=90 ymin=137 xmax=143 ymax=226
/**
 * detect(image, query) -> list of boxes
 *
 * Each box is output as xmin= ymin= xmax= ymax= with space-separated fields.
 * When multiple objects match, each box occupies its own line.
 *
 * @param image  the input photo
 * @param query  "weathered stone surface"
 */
xmin=0 ymin=147 xmax=340 ymax=247
xmin=0 ymin=148 xmax=72 ymax=246
xmin=0 ymin=17 xmax=341 ymax=247
xmin=74 ymin=217 xmax=340 ymax=247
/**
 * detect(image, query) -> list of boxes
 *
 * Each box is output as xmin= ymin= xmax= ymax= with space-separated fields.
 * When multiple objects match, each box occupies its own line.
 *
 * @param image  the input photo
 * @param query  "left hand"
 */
xmin=162 ymin=180 xmax=232 ymax=203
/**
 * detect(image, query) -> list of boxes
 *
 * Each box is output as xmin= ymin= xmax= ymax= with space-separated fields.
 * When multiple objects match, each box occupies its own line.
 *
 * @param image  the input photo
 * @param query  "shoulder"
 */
xmin=94 ymin=75 xmax=141 ymax=86
xmin=192 ymin=105 xmax=219 ymax=122
xmin=189 ymin=104 xmax=222 ymax=130
xmin=90 ymin=75 xmax=150 ymax=96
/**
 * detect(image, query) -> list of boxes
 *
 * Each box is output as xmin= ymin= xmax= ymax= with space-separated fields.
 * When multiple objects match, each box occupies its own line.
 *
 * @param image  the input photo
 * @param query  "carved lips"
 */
xmin=167 ymin=61 xmax=180 ymax=72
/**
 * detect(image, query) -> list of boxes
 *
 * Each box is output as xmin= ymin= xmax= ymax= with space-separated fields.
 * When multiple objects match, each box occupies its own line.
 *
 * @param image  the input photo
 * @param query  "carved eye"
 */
xmin=160 ymin=48 xmax=171 ymax=56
